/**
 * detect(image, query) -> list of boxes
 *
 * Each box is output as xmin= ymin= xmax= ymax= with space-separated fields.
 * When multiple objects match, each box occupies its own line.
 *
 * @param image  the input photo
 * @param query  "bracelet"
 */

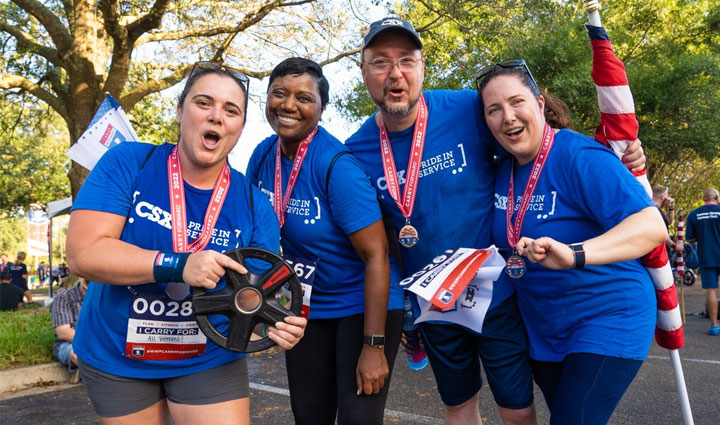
xmin=153 ymin=251 xmax=190 ymax=283
xmin=669 ymin=208 xmax=675 ymax=211
xmin=568 ymin=243 xmax=586 ymax=269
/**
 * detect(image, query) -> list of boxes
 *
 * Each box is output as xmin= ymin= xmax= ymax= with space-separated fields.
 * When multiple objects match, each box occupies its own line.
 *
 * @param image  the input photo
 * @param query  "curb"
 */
xmin=0 ymin=363 xmax=71 ymax=394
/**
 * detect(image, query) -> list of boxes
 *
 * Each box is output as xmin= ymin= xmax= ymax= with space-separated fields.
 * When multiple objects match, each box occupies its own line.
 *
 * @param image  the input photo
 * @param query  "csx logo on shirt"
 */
xmin=135 ymin=201 xmax=172 ymax=229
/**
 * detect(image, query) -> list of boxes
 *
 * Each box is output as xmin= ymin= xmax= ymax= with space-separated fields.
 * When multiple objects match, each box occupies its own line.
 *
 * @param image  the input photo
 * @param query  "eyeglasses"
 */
xmin=365 ymin=57 xmax=421 ymax=74
xmin=474 ymin=58 xmax=538 ymax=93
xmin=190 ymin=61 xmax=250 ymax=93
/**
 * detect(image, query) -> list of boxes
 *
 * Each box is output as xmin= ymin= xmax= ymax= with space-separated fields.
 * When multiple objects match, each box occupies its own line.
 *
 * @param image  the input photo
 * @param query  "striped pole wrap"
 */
xmin=587 ymin=24 xmax=684 ymax=350
xmin=677 ymin=215 xmax=685 ymax=277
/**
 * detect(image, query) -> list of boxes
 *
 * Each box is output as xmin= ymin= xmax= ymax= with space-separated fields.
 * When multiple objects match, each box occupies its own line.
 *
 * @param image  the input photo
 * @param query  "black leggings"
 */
xmin=284 ymin=309 xmax=403 ymax=425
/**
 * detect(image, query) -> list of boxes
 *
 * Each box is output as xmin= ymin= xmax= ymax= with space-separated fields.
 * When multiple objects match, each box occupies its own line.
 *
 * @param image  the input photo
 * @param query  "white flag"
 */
xmin=27 ymin=209 xmax=49 ymax=256
xmin=66 ymin=94 xmax=139 ymax=171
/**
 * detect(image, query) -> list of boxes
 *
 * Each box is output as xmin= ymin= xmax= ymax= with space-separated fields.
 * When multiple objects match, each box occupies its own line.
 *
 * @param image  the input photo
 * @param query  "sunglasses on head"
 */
xmin=189 ymin=61 xmax=250 ymax=92
xmin=474 ymin=58 xmax=538 ymax=93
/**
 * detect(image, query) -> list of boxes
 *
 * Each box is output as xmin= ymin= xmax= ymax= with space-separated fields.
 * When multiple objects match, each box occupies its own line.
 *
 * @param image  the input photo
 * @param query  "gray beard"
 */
xmin=376 ymin=94 xmax=420 ymax=118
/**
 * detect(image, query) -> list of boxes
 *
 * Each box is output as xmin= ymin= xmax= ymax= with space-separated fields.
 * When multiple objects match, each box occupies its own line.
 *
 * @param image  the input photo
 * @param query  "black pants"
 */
xmin=285 ymin=309 xmax=403 ymax=425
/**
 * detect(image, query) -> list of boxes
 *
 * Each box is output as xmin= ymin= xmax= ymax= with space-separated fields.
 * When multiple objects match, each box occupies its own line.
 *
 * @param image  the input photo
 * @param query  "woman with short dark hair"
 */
xmin=247 ymin=57 xmax=403 ymax=425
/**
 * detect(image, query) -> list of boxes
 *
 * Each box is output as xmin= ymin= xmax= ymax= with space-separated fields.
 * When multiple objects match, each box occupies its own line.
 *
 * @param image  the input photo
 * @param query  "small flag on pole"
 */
xmin=27 ymin=209 xmax=49 ymax=256
xmin=66 ymin=94 xmax=139 ymax=171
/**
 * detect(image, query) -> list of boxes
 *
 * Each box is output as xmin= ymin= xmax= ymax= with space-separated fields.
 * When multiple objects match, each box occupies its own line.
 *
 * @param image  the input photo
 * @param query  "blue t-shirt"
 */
xmin=9 ymin=263 xmax=28 ymax=290
xmin=685 ymin=204 xmax=720 ymax=268
xmin=492 ymin=129 xmax=656 ymax=361
xmin=345 ymin=89 xmax=514 ymax=306
xmin=72 ymin=142 xmax=280 ymax=378
xmin=247 ymin=126 xmax=403 ymax=319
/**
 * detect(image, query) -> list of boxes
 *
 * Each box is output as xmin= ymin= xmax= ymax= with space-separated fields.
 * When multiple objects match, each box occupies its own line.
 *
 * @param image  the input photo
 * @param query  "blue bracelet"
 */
xmin=153 ymin=251 xmax=190 ymax=283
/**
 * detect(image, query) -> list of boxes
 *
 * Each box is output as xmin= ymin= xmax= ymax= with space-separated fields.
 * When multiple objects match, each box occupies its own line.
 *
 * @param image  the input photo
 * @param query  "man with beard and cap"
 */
xmin=345 ymin=17 xmax=646 ymax=425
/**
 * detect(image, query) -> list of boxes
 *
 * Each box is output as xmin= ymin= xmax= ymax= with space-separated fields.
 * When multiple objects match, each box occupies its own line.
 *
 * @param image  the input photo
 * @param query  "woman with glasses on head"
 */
xmin=246 ymin=57 xmax=403 ymax=425
xmin=66 ymin=61 xmax=307 ymax=425
xmin=476 ymin=60 xmax=667 ymax=425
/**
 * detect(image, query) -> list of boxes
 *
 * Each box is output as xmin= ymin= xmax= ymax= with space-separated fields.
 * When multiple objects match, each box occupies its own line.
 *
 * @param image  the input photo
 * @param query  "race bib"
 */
xmin=125 ymin=292 xmax=207 ymax=360
xmin=282 ymin=255 xmax=315 ymax=319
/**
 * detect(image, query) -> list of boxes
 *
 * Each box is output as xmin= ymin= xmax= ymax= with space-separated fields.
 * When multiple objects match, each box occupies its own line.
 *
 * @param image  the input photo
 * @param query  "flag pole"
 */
xmin=671 ymin=349 xmax=694 ymax=425
xmin=583 ymin=1 xmax=693 ymax=423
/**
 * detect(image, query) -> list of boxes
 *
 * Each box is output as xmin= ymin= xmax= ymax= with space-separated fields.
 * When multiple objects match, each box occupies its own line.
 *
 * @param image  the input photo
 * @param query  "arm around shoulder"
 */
xmin=518 ymin=206 xmax=667 ymax=269
xmin=581 ymin=206 xmax=667 ymax=266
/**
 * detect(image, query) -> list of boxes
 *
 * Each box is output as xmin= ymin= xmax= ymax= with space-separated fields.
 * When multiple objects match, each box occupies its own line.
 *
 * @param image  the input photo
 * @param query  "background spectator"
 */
xmin=0 ymin=253 xmax=8 ymax=273
xmin=0 ymin=268 xmax=24 ymax=311
xmin=652 ymin=185 xmax=676 ymax=227
xmin=9 ymin=251 xmax=33 ymax=303
xmin=37 ymin=261 xmax=47 ymax=287
xmin=51 ymin=278 xmax=87 ymax=383
xmin=684 ymin=187 xmax=720 ymax=336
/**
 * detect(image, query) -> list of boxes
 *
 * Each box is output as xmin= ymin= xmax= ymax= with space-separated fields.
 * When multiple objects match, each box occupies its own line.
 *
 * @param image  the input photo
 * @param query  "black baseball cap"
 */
xmin=361 ymin=17 xmax=423 ymax=52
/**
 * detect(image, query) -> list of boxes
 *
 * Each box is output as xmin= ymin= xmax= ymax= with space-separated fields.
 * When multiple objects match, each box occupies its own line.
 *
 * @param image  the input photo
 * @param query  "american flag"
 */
xmin=587 ymin=24 xmax=684 ymax=350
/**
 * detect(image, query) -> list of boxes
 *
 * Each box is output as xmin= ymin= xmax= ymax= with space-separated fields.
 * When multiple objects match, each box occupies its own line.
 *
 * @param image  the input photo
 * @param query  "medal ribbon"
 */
xmin=274 ymin=127 xmax=318 ymax=228
xmin=379 ymin=95 xmax=428 ymax=220
xmin=167 ymin=145 xmax=231 ymax=254
xmin=506 ymin=123 xmax=555 ymax=248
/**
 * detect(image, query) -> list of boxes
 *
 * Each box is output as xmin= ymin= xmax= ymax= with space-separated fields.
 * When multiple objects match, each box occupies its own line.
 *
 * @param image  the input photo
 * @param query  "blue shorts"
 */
xmin=420 ymin=294 xmax=533 ymax=409
xmin=54 ymin=341 xmax=78 ymax=372
xmin=531 ymin=352 xmax=643 ymax=425
xmin=700 ymin=267 xmax=720 ymax=289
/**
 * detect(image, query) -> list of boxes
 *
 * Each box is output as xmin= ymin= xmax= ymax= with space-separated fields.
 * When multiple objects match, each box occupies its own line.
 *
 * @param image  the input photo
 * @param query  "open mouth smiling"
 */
xmin=203 ymin=130 xmax=221 ymax=147
xmin=277 ymin=115 xmax=300 ymax=125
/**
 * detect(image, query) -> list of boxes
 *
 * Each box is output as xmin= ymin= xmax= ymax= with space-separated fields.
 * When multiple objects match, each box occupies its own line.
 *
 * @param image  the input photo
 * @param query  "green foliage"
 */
xmin=130 ymin=91 xmax=179 ymax=146
xmin=0 ymin=93 xmax=71 ymax=215
xmin=0 ymin=305 xmax=55 ymax=369
xmin=0 ymin=214 xmax=26 ymax=256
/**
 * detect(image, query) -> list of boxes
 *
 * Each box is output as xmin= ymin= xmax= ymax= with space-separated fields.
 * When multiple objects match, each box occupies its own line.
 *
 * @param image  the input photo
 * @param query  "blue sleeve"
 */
xmin=327 ymin=153 xmax=382 ymax=234
xmin=246 ymin=145 xmax=262 ymax=186
xmin=72 ymin=142 xmax=155 ymax=216
xmin=246 ymin=137 xmax=275 ymax=187
xmin=249 ymin=184 xmax=280 ymax=254
xmin=459 ymin=89 xmax=501 ymax=157
xmin=686 ymin=213 xmax=696 ymax=240
xmin=567 ymin=140 xmax=653 ymax=228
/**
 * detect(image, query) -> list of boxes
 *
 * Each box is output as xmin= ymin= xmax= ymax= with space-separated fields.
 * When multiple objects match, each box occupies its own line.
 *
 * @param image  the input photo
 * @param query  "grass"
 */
xmin=0 ymin=303 xmax=55 ymax=369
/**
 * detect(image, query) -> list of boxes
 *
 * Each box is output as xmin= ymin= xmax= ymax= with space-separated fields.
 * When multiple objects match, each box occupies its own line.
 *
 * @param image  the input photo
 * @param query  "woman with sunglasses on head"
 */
xmin=476 ymin=60 xmax=667 ymax=425
xmin=66 ymin=61 xmax=307 ymax=425
xmin=246 ymin=57 xmax=403 ymax=425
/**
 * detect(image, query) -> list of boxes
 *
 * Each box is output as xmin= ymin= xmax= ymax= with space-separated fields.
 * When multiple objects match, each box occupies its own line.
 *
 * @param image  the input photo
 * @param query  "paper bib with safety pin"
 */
xmin=126 ymin=292 xmax=207 ymax=360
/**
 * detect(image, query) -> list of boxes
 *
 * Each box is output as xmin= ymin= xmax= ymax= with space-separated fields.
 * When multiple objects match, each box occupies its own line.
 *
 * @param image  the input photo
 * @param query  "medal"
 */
xmin=378 ymin=95 xmax=428 ymax=248
xmin=398 ymin=220 xmax=419 ymax=248
xmin=505 ymin=253 xmax=526 ymax=279
xmin=166 ymin=146 xmax=231 ymax=300
xmin=505 ymin=124 xmax=555 ymax=278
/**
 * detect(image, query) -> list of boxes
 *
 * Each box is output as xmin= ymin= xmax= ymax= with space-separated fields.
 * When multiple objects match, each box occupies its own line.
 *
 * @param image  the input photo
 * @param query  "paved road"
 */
xmin=2 ymin=283 xmax=717 ymax=424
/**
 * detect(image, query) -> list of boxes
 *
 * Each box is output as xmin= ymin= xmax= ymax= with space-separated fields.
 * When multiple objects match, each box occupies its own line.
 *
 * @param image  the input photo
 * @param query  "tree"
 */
xmin=1 ymin=0 xmax=364 ymax=198
xmin=338 ymin=0 xmax=720 ymax=213
xmin=0 ymin=92 xmax=71 ymax=214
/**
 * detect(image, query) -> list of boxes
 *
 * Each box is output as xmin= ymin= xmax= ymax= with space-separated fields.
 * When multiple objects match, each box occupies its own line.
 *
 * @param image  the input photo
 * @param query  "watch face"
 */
xmin=365 ymin=335 xmax=385 ymax=347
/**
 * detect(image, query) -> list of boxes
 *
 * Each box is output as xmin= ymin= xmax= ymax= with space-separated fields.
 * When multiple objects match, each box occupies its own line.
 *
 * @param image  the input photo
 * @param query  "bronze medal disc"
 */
xmin=398 ymin=224 xmax=419 ymax=248
xmin=505 ymin=254 xmax=526 ymax=279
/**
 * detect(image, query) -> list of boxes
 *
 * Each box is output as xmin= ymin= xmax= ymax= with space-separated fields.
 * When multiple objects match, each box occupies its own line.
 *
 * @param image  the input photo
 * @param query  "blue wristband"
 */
xmin=569 ymin=243 xmax=586 ymax=269
xmin=153 ymin=251 xmax=190 ymax=283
